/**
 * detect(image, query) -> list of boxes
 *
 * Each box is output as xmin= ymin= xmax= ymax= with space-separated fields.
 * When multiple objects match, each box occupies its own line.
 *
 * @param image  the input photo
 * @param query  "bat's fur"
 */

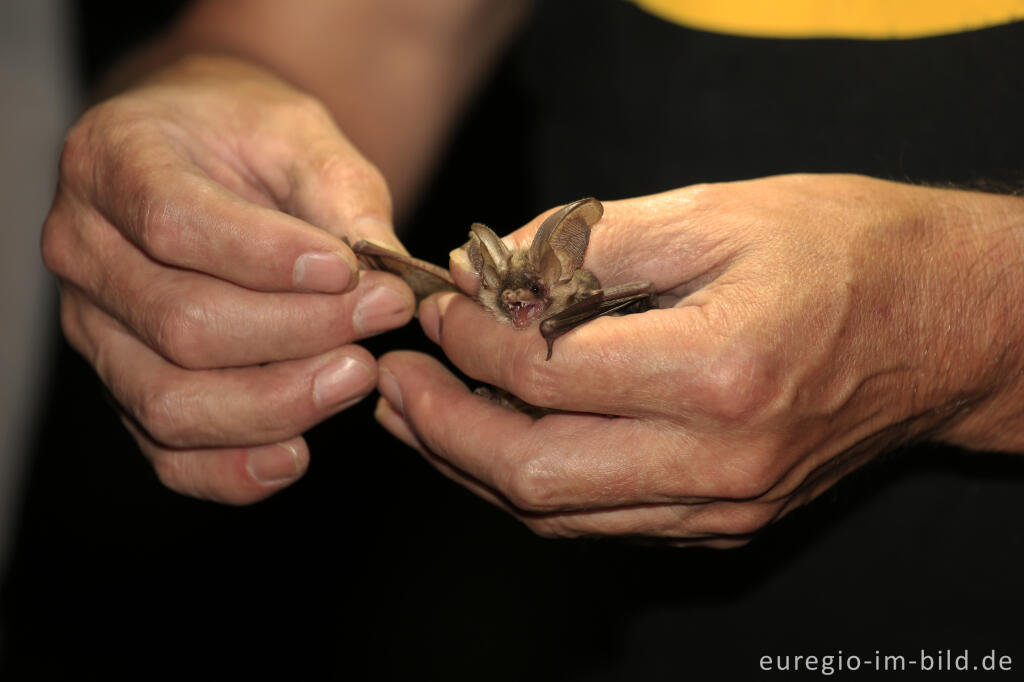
xmin=352 ymin=197 xmax=656 ymax=364
xmin=474 ymin=248 xmax=601 ymax=330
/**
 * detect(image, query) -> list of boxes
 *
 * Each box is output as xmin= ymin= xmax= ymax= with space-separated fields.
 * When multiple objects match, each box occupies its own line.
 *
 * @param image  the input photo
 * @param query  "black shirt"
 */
xmin=4 ymin=1 xmax=1023 ymax=678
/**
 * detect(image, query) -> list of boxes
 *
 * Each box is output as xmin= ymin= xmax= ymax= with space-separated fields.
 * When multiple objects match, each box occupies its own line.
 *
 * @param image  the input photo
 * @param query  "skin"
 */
xmin=41 ymin=0 xmax=529 ymax=504
xmin=375 ymin=176 xmax=1024 ymax=547
xmin=41 ymin=2 xmax=1024 ymax=537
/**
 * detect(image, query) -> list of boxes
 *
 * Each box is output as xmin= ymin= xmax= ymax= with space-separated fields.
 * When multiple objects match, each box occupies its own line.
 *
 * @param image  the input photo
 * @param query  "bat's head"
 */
xmin=496 ymin=257 xmax=550 ymax=328
xmin=467 ymin=198 xmax=602 ymax=330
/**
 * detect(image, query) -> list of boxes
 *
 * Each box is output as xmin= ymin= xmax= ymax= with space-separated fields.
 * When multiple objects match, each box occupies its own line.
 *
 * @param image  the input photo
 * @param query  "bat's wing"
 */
xmin=350 ymin=240 xmax=458 ymax=303
xmin=538 ymin=281 xmax=658 ymax=360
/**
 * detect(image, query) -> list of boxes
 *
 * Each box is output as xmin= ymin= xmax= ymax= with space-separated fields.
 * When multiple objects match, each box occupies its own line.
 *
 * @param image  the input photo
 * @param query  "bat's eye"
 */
xmin=530 ymin=284 xmax=540 ymax=296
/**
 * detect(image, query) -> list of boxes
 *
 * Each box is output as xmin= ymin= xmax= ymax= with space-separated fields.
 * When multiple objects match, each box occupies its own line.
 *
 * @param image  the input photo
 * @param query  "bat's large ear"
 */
xmin=467 ymin=223 xmax=509 ymax=289
xmin=529 ymin=197 xmax=602 ymax=284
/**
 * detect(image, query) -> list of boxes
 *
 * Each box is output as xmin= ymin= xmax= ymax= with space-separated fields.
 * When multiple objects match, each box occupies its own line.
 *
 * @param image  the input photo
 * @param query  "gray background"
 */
xmin=0 ymin=0 xmax=76 ymax=585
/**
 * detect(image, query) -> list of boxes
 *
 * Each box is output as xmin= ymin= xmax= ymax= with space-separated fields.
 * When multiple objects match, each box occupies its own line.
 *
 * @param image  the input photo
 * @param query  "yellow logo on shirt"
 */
xmin=633 ymin=0 xmax=1024 ymax=39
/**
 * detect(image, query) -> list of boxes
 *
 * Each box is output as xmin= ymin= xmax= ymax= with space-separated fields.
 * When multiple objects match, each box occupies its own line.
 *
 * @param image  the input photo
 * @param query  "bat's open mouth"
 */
xmin=507 ymin=301 xmax=540 ymax=329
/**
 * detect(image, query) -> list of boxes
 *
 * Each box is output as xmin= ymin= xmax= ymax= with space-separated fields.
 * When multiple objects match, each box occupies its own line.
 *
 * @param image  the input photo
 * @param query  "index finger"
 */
xmin=422 ymin=291 xmax=719 ymax=419
xmin=492 ymin=187 xmax=725 ymax=288
xmin=78 ymin=142 xmax=358 ymax=294
xmin=68 ymin=106 xmax=399 ymax=295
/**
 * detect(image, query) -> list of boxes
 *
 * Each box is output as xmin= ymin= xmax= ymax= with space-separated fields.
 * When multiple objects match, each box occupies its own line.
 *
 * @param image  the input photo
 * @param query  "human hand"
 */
xmin=41 ymin=55 xmax=416 ymax=504
xmin=373 ymin=175 xmax=1024 ymax=546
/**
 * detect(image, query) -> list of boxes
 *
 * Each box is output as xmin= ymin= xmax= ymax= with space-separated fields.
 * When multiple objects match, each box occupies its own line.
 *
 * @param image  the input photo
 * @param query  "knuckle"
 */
xmin=147 ymin=293 xmax=215 ymax=370
xmin=88 ymin=113 xmax=185 ymax=260
xmin=58 ymin=104 xmax=192 ymax=264
xmin=45 ymin=143 xmax=97 ymax=281
xmin=149 ymin=450 xmax=203 ymax=498
xmin=57 ymin=122 xmax=90 ymax=190
xmin=502 ymin=456 xmax=562 ymax=512
xmin=57 ymin=103 xmax=115 ymax=190
xmin=148 ymin=449 xmax=243 ymax=504
xmin=694 ymin=345 xmax=780 ymax=422
xmin=132 ymin=379 xmax=192 ymax=447
xmin=126 ymin=168 xmax=185 ymax=259
xmin=40 ymin=211 xmax=72 ymax=279
xmin=57 ymin=291 xmax=89 ymax=354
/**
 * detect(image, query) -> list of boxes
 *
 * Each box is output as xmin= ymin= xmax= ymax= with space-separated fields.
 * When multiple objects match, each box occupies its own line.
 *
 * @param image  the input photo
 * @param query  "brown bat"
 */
xmin=350 ymin=197 xmax=657 ymax=360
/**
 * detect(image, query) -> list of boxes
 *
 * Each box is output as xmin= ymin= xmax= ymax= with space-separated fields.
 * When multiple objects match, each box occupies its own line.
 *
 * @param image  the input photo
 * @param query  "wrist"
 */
xmin=925 ymin=188 xmax=1024 ymax=452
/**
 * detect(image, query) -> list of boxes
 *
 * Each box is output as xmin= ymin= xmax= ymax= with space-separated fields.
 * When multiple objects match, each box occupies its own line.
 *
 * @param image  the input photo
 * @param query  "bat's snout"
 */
xmin=502 ymin=288 xmax=545 ymax=329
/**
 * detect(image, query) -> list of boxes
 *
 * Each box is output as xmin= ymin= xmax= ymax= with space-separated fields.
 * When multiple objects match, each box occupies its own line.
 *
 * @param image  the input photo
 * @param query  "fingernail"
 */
xmin=430 ymin=292 xmax=459 ymax=345
xmin=448 ymin=247 xmax=472 ymax=276
xmin=447 ymin=249 xmax=480 ymax=294
xmin=294 ymin=251 xmax=356 ymax=293
xmin=377 ymin=367 xmax=403 ymax=415
xmin=419 ymin=291 xmax=457 ymax=344
xmin=313 ymin=355 xmax=375 ymax=410
xmin=434 ymin=291 xmax=457 ymax=318
xmin=419 ymin=297 xmax=441 ymax=344
xmin=353 ymin=284 xmax=413 ymax=335
xmin=374 ymin=396 xmax=424 ymax=454
xmin=247 ymin=443 xmax=302 ymax=485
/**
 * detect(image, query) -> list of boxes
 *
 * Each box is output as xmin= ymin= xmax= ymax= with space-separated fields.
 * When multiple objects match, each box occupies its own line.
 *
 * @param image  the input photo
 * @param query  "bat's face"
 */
xmin=489 ymin=253 xmax=550 ymax=328
xmin=500 ymin=288 xmax=546 ymax=328
xmin=468 ymin=198 xmax=602 ymax=331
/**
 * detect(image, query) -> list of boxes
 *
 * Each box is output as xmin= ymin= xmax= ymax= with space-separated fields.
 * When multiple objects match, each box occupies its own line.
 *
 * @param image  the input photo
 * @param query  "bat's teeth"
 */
xmin=509 ymin=302 xmax=534 ymax=329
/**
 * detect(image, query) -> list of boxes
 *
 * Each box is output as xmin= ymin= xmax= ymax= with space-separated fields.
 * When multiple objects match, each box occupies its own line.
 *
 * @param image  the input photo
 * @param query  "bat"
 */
xmin=349 ymin=197 xmax=657 ymax=360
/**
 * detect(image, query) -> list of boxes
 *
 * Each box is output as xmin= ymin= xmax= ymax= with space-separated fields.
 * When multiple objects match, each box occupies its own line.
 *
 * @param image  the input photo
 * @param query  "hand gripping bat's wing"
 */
xmin=538 ymin=281 xmax=658 ymax=360
xmin=349 ymin=240 xmax=458 ymax=303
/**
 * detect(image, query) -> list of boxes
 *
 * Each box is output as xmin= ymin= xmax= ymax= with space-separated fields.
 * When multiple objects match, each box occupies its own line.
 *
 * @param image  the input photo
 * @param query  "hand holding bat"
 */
xmin=374 ymin=175 xmax=1024 ymax=545
xmin=352 ymin=197 xmax=657 ymax=360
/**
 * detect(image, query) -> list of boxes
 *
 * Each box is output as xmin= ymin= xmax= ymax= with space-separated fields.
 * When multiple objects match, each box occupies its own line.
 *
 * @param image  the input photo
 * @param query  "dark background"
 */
xmin=3 ymin=1 xmax=1024 ymax=678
